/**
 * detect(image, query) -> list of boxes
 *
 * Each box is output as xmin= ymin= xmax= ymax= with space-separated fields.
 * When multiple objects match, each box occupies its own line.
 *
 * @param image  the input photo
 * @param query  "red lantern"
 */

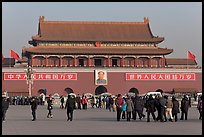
xmin=95 ymin=42 xmax=101 ymax=47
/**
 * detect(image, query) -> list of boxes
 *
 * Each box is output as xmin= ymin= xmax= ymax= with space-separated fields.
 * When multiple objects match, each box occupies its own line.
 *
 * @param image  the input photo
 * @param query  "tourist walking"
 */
xmin=155 ymin=95 xmax=161 ymax=121
xmin=146 ymin=94 xmax=156 ymax=122
xmin=60 ymin=95 xmax=65 ymax=109
xmin=172 ymin=96 xmax=180 ymax=122
xmin=197 ymin=95 xmax=202 ymax=120
xmin=76 ymin=94 xmax=82 ymax=109
xmin=180 ymin=95 xmax=190 ymax=120
xmin=122 ymin=97 xmax=127 ymax=119
xmin=115 ymin=94 xmax=124 ymax=121
xmin=159 ymin=95 xmax=167 ymax=122
xmin=2 ymin=96 xmax=9 ymax=122
xmin=165 ymin=96 xmax=173 ymax=122
xmin=81 ymin=96 xmax=88 ymax=110
xmin=30 ymin=97 xmax=38 ymax=121
xmin=109 ymin=95 xmax=115 ymax=112
xmin=126 ymin=96 xmax=134 ymax=121
xmin=65 ymin=94 xmax=76 ymax=121
xmin=47 ymin=95 xmax=53 ymax=118
xmin=133 ymin=94 xmax=144 ymax=120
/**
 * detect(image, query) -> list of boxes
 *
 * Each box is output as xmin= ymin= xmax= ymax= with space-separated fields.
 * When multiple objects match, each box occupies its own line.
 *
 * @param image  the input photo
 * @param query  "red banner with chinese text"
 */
xmin=4 ymin=73 xmax=77 ymax=80
xmin=126 ymin=73 xmax=195 ymax=80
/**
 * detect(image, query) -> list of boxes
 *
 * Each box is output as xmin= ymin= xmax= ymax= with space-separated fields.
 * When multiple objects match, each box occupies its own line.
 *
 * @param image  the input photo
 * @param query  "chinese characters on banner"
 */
xmin=4 ymin=73 xmax=77 ymax=80
xmin=4 ymin=72 xmax=195 ymax=81
xmin=126 ymin=73 xmax=195 ymax=80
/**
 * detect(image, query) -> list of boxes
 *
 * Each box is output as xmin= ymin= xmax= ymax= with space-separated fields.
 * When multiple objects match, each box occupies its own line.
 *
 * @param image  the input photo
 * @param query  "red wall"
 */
xmin=2 ymin=70 xmax=202 ymax=96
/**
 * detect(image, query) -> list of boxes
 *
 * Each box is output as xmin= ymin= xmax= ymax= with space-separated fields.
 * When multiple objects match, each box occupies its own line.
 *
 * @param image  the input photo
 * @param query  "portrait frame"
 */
xmin=95 ymin=70 xmax=108 ymax=85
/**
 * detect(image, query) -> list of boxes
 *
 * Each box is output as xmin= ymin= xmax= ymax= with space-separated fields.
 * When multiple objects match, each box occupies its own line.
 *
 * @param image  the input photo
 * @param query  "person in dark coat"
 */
xmin=115 ymin=94 xmax=124 ymax=121
xmin=30 ymin=97 xmax=38 ymax=121
xmin=197 ymin=95 xmax=202 ymax=120
xmin=65 ymin=95 xmax=76 ymax=121
xmin=2 ymin=97 xmax=9 ymax=122
xmin=126 ymin=96 xmax=134 ymax=121
xmin=172 ymin=96 xmax=180 ymax=122
xmin=60 ymin=95 xmax=65 ymax=109
xmin=146 ymin=94 xmax=156 ymax=122
xmin=159 ymin=95 xmax=167 ymax=122
xmin=47 ymin=95 xmax=53 ymax=118
xmin=76 ymin=94 xmax=81 ymax=109
xmin=180 ymin=95 xmax=190 ymax=120
xmin=133 ymin=94 xmax=144 ymax=120
xmin=109 ymin=96 xmax=115 ymax=112
xmin=97 ymin=96 xmax=102 ymax=108
xmin=154 ymin=95 xmax=161 ymax=121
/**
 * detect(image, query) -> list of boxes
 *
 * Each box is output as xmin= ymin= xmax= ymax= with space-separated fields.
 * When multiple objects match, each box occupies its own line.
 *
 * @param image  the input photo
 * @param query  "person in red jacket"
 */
xmin=115 ymin=94 xmax=124 ymax=121
xmin=81 ymin=96 xmax=88 ymax=110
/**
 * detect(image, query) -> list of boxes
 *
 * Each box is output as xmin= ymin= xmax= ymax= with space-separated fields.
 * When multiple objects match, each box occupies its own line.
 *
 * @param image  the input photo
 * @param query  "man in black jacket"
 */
xmin=133 ymin=94 xmax=143 ymax=120
xmin=146 ymin=94 xmax=156 ymax=122
xmin=180 ymin=95 xmax=190 ymax=120
xmin=30 ymin=97 xmax=38 ymax=121
xmin=2 ymin=96 xmax=9 ymax=122
xmin=47 ymin=95 xmax=53 ymax=118
xmin=159 ymin=95 xmax=167 ymax=122
xmin=65 ymin=95 xmax=76 ymax=121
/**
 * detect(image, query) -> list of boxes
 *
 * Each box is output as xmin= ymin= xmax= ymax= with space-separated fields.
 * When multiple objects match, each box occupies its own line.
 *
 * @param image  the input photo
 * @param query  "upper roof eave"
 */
xmin=23 ymin=46 xmax=173 ymax=55
xmin=31 ymin=37 xmax=164 ymax=43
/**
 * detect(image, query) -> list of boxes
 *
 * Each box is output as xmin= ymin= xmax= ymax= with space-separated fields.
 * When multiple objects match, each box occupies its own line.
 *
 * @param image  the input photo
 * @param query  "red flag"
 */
xmin=10 ymin=50 xmax=20 ymax=60
xmin=2 ymin=54 xmax=4 ymax=60
xmin=188 ymin=51 xmax=195 ymax=61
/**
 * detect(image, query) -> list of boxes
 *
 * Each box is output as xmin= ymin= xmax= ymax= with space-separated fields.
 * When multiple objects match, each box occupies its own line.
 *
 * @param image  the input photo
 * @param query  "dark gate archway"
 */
xmin=95 ymin=85 xmax=107 ymax=95
xmin=64 ymin=87 xmax=74 ymax=94
xmin=129 ymin=87 xmax=139 ymax=95
xmin=155 ymin=89 xmax=164 ymax=94
xmin=38 ymin=89 xmax=47 ymax=95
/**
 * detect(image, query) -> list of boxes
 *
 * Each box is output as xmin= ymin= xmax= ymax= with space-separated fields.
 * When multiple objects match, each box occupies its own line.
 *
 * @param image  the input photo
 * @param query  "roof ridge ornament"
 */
xmin=39 ymin=16 xmax=45 ymax=22
xmin=144 ymin=17 xmax=149 ymax=24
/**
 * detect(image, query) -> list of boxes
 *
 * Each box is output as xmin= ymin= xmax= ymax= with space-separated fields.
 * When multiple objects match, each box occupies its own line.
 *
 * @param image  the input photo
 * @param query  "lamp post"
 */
xmin=25 ymin=66 xmax=35 ymax=97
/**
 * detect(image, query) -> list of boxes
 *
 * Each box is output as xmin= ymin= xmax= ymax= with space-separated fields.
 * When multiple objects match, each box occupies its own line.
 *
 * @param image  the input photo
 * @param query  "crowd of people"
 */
xmin=2 ymin=90 xmax=202 ymax=123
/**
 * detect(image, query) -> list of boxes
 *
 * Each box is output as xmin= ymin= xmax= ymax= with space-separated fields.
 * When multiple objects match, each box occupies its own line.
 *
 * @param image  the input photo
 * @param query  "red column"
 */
xmin=91 ymin=58 xmax=93 ymax=67
xmin=162 ymin=57 xmax=166 ymax=67
xmin=74 ymin=56 xmax=77 ymax=67
xmin=45 ymin=56 xmax=48 ymax=67
xmin=134 ymin=58 xmax=137 ymax=67
xmin=160 ymin=58 xmax=162 ymax=68
xmin=120 ymin=57 xmax=124 ymax=67
xmin=59 ymin=57 xmax=62 ymax=67
xmin=109 ymin=58 xmax=111 ymax=67
xmin=160 ymin=58 xmax=162 ymax=67
xmin=87 ymin=57 xmax=90 ymax=67
xmin=149 ymin=58 xmax=152 ymax=68
xmin=107 ymin=57 xmax=109 ymax=67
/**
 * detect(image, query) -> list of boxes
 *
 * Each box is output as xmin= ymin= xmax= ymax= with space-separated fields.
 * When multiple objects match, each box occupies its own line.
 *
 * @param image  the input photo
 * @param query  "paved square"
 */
xmin=2 ymin=105 xmax=202 ymax=135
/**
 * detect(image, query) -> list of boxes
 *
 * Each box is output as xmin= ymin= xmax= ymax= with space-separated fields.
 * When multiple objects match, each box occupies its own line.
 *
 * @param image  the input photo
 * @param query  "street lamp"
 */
xmin=25 ymin=66 xmax=35 ymax=97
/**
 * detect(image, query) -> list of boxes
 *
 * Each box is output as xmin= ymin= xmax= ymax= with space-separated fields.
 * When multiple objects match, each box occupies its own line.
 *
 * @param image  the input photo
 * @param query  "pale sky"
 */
xmin=2 ymin=2 xmax=202 ymax=66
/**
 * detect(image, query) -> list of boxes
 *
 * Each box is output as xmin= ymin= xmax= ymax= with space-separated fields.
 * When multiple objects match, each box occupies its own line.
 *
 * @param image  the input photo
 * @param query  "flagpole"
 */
xmin=187 ymin=51 xmax=188 ymax=69
xmin=10 ymin=50 xmax=11 ymax=68
xmin=10 ymin=57 xmax=11 ymax=68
